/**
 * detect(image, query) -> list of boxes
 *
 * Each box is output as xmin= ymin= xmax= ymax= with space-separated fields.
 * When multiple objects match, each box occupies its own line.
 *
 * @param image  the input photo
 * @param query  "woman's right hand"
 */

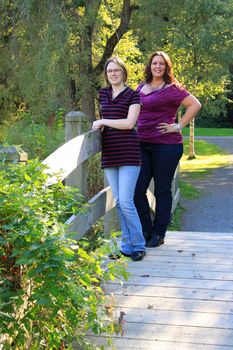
xmin=92 ymin=120 xmax=104 ymax=130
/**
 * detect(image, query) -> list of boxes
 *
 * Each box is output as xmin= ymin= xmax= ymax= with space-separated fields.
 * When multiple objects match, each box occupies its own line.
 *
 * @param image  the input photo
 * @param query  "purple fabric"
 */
xmin=137 ymin=84 xmax=190 ymax=144
xmin=100 ymin=86 xmax=141 ymax=168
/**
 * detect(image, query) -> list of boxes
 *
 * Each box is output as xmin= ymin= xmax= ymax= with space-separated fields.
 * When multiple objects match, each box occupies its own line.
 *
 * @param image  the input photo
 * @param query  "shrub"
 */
xmin=0 ymin=160 xmax=127 ymax=349
xmin=0 ymin=113 xmax=64 ymax=160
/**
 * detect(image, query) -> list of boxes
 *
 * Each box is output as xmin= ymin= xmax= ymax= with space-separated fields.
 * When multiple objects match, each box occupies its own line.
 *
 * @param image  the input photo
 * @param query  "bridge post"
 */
xmin=65 ymin=111 xmax=90 ymax=197
xmin=0 ymin=145 xmax=28 ymax=165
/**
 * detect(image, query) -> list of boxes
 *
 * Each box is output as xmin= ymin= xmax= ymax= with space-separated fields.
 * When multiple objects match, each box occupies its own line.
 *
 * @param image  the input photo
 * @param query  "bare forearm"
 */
xmin=101 ymin=118 xmax=135 ymax=130
xmin=179 ymin=103 xmax=202 ymax=128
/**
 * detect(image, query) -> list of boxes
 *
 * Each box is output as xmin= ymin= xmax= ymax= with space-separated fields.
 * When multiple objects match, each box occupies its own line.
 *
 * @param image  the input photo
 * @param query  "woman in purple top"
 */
xmin=92 ymin=57 xmax=146 ymax=261
xmin=134 ymin=51 xmax=202 ymax=247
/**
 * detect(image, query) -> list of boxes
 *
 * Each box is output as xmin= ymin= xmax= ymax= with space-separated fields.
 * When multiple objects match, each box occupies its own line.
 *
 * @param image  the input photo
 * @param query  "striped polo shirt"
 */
xmin=99 ymin=86 xmax=141 ymax=168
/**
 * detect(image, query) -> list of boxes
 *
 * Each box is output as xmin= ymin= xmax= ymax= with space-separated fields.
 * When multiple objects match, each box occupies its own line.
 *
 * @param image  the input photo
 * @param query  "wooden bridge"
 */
xmin=86 ymin=229 xmax=233 ymax=350
xmin=37 ymin=112 xmax=233 ymax=349
xmin=3 ymin=111 xmax=232 ymax=349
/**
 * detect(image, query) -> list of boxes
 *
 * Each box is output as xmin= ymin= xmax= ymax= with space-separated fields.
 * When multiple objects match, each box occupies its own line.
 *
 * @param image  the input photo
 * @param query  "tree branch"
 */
xmin=93 ymin=0 xmax=136 ymax=76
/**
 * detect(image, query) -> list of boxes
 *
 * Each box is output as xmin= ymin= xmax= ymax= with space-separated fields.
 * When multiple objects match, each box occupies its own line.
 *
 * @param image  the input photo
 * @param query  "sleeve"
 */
xmin=173 ymin=85 xmax=190 ymax=105
xmin=129 ymin=90 xmax=140 ymax=106
xmin=136 ymin=83 xmax=144 ymax=92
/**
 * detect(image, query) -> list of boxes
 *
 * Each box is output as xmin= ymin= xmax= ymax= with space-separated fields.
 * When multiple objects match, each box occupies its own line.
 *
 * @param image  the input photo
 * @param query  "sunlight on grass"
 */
xmin=180 ymin=140 xmax=232 ymax=180
xmin=182 ymin=127 xmax=233 ymax=137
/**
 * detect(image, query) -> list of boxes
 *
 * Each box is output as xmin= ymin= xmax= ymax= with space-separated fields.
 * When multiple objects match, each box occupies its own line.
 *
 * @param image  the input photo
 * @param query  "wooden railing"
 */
xmin=42 ymin=111 xmax=180 ymax=240
xmin=1 ymin=111 xmax=180 ymax=240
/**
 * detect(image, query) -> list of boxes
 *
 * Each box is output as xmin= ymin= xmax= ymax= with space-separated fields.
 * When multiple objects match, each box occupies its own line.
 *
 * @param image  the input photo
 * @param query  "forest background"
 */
xmin=0 ymin=0 xmax=233 ymax=160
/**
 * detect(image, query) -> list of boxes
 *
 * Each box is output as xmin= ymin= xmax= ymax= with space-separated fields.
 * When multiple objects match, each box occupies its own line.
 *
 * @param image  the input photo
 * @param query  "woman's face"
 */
xmin=106 ymin=62 xmax=124 ymax=86
xmin=150 ymin=55 xmax=166 ymax=80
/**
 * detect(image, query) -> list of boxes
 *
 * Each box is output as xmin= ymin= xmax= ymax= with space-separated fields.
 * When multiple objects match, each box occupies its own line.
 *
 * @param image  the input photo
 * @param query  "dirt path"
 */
xmin=180 ymin=137 xmax=233 ymax=233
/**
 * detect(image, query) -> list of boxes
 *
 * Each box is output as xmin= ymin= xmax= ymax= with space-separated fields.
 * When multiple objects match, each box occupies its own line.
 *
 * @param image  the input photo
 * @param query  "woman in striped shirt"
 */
xmin=92 ymin=57 xmax=146 ymax=261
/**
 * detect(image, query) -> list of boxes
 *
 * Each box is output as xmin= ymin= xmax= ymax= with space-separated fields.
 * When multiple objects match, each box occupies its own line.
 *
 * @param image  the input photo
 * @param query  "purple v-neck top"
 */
xmin=137 ymin=83 xmax=190 ymax=144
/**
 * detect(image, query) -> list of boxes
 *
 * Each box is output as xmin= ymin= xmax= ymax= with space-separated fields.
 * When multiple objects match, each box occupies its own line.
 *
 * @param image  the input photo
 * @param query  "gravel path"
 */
xmin=180 ymin=137 xmax=233 ymax=233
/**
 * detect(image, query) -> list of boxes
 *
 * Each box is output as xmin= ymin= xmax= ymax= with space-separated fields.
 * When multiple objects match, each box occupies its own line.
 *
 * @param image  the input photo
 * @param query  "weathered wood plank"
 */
xmin=89 ymin=324 xmax=233 ymax=347
xmin=145 ymin=249 xmax=233 ymax=259
xmin=128 ymin=261 xmax=232 ymax=272
xmin=86 ymin=337 xmax=233 ymax=350
xmin=127 ymin=254 xmax=233 ymax=265
xmin=110 ymin=323 xmax=233 ymax=346
xmin=126 ymin=266 xmax=233 ymax=280
xmin=155 ymin=239 xmax=233 ymax=249
xmin=114 ymin=307 xmax=233 ymax=328
xmin=65 ymin=186 xmax=115 ymax=239
xmin=109 ymin=275 xmax=233 ymax=290
xmin=113 ymin=295 xmax=233 ymax=314
xmin=42 ymin=129 xmax=101 ymax=184
xmin=106 ymin=284 xmax=233 ymax=302
xmin=166 ymin=231 xmax=233 ymax=240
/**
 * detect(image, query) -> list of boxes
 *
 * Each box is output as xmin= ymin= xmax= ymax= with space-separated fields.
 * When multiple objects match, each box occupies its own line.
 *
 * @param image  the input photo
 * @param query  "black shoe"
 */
xmin=131 ymin=251 xmax=146 ymax=261
xmin=146 ymin=236 xmax=164 ymax=248
xmin=158 ymin=237 xmax=165 ymax=246
xmin=146 ymin=236 xmax=159 ymax=247
xmin=108 ymin=250 xmax=132 ymax=260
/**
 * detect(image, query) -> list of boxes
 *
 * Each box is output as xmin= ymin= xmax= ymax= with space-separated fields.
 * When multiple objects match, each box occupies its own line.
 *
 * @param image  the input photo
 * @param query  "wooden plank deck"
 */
xmin=89 ymin=231 xmax=233 ymax=350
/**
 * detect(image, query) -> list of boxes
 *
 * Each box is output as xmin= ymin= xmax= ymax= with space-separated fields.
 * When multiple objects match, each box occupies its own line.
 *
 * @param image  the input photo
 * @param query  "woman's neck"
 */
xmin=150 ymin=78 xmax=165 ymax=88
xmin=112 ymin=83 xmax=125 ymax=92
xmin=111 ymin=83 xmax=126 ymax=98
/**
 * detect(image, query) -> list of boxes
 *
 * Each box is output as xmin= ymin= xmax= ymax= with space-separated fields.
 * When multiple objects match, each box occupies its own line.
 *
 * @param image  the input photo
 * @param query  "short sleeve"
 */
xmin=130 ymin=90 xmax=140 ymax=106
xmin=172 ymin=85 xmax=190 ymax=105
xmin=136 ymin=83 xmax=144 ymax=92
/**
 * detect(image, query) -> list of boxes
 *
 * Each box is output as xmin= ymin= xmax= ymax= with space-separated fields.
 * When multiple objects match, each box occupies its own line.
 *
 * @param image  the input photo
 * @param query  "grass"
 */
xmin=169 ymin=205 xmax=185 ymax=231
xmin=180 ymin=139 xmax=231 ymax=180
xmin=182 ymin=127 xmax=233 ymax=137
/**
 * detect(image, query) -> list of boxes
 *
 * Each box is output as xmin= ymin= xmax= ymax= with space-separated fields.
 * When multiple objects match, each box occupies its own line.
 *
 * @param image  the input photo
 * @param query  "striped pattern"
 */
xmin=100 ymin=86 xmax=141 ymax=168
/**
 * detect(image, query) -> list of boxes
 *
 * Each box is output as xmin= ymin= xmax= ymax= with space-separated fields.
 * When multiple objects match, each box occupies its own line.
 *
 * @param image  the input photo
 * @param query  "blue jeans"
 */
xmin=105 ymin=166 xmax=146 ymax=254
xmin=134 ymin=143 xmax=183 ymax=239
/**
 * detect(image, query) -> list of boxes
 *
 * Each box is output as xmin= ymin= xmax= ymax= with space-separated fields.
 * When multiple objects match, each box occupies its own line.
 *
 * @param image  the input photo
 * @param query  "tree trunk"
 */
xmin=81 ymin=86 xmax=96 ymax=122
xmin=188 ymin=119 xmax=196 ymax=159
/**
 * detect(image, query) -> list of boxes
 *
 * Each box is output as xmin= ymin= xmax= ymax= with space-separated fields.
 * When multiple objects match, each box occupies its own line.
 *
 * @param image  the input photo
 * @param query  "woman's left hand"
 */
xmin=157 ymin=123 xmax=180 ymax=134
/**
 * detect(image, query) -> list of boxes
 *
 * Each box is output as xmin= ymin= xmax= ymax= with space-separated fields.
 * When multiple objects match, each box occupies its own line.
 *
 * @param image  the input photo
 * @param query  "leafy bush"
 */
xmin=0 ymin=160 xmax=127 ymax=349
xmin=0 ymin=113 xmax=64 ymax=160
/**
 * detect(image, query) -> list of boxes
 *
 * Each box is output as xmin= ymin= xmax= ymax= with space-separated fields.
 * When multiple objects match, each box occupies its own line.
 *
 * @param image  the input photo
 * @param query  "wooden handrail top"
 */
xmin=42 ymin=129 xmax=102 ymax=185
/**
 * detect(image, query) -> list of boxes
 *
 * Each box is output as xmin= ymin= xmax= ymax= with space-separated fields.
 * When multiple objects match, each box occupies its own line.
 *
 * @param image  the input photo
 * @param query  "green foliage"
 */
xmin=0 ymin=115 xmax=64 ymax=160
xmin=182 ymin=127 xmax=233 ymax=137
xmin=0 ymin=159 xmax=127 ymax=349
xmin=168 ymin=205 xmax=185 ymax=231
xmin=1 ymin=0 xmax=233 ymax=127
xmin=183 ymin=139 xmax=226 ymax=156
xmin=134 ymin=0 xmax=233 ymax=125
xmin=179 ymin=180 xmax=200 ymax=200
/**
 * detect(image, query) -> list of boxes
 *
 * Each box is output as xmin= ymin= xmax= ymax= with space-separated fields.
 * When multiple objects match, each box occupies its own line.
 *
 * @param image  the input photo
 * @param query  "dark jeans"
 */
xmin=134 ymin=143 xmax=183 ymax=239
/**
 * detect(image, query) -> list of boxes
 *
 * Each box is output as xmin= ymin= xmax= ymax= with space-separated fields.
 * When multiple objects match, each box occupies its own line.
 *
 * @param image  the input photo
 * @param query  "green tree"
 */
xmin=0 ymin=0 xmax=141 ymax=124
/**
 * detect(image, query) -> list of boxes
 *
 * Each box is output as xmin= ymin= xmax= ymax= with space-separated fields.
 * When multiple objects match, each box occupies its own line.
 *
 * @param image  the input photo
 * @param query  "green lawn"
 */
xmin=182 ymin=127 xmax=233 ymax=136
xmin=180 ymin=139 xmax=231 ymax=180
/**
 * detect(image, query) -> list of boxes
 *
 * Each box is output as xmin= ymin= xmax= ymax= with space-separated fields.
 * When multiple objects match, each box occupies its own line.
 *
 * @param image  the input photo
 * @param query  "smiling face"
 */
xmin=106 ymin=61 xmax=125 ymax=87
xmin=150 ymin=55 xmax=166 ymax=80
